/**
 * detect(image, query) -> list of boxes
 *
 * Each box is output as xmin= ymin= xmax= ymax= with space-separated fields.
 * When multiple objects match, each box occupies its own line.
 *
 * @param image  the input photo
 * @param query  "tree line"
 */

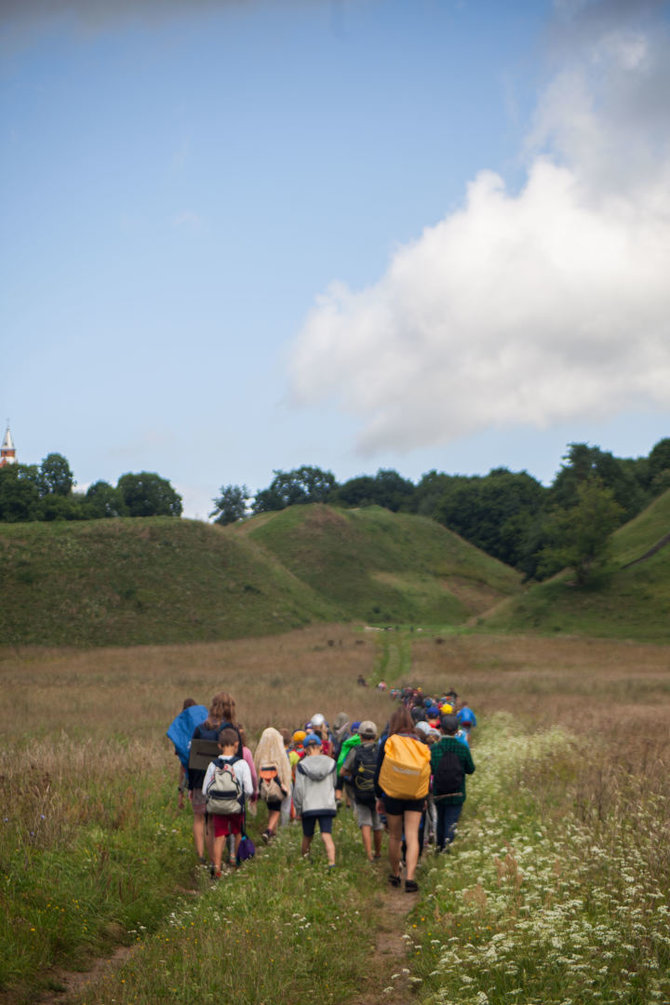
xmin=0 ymin=457 xmax=182 ymax=522
xmin=212 ymin=439 xmax=670 ymax=584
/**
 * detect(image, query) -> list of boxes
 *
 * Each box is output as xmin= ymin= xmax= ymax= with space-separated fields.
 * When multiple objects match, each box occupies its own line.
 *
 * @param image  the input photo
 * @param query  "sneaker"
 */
xmin=261 ymin=830 xmax=272 ymax=844
xmin=388 ymin=874 xmax=401 ymax=888
xmin=405 ymin=879 xmax=419 ymax=893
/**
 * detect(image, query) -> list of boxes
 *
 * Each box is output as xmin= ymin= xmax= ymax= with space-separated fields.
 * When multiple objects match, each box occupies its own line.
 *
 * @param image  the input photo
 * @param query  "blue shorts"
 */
xmin=301 ymin=814 xmax=334 ymax=837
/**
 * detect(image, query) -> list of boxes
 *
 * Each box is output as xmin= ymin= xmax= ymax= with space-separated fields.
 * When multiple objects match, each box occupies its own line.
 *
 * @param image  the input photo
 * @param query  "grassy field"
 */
xmin=1 ymin=626 xmax=668 ymax=1004
xmin=0 ymin=506 xmax=520 ymax=648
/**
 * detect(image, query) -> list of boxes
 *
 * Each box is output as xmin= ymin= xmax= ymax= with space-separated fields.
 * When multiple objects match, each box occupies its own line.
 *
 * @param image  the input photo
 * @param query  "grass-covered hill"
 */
xmin=0 ymin=505 xmax=520 ymax=647
xmin=481 ymin=488 xmax=670 ymax=642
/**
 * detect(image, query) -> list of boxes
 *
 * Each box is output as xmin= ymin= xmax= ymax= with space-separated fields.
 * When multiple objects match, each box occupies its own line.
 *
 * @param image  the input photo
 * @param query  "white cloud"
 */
xmin=289 ymin=7 xmax=670 ymax=456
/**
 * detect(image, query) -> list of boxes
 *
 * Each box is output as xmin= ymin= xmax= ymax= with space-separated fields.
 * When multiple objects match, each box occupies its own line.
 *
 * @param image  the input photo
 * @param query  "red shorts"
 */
xmin=212 ymin=813 xmax=243 ymax=838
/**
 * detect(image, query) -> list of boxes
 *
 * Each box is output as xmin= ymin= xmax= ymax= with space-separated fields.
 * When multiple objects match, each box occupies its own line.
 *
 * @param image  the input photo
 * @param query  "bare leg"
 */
xmin=361 ymin=824 xmax=373 ymax=860
xmin=321 ymin=832 xmax=336 ymax=866
xmin=212 ymin=834 xmax=225 ymax=874
xmin=193 ymin=814 xmax=205 ymax=859
xmin=267 ymin=808 xmax=281 ymax=835
xmin=374 ymin=828 xmax=383 ymax=857
xmin=301 ymin=834 xmax=312 ymax=857
xmin=403 ymin=811 xmax=422 ymax=882
xmin=386 ymin=814 xmax=403 ymax=878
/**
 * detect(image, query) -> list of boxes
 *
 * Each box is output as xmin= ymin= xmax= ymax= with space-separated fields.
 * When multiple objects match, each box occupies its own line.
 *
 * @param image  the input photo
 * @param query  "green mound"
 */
xmin=240 ymin=504 xmax=520 ymax=627
xmin=0 ymin=506 xmax=521 ymax=647
xmin=0 ymin=518 xmax=336 ymax=647
xmin=481 ymin=489 xmax=670 ymax=642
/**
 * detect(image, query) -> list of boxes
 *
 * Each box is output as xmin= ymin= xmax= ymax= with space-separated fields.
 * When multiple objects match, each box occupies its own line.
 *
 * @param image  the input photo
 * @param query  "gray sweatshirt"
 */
xmin=293 ymin=754 xmax=337 ymax=817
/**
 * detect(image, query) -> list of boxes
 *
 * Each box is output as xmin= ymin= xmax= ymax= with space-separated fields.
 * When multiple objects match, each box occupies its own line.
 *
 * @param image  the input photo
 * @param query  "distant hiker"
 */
xmin=342 ymin=720 xmax=383 ymax=861
xmin=293 ymin=732 xmax=337 ymax=867
xmin=431 ymin=714 xmax=475 ymax=851
xmin=357 ymin=674 xmax=368 ymax=687
xmin=307 ymin=713 xmax=334 ymax=757
xmin=166 ymin=698 xmax=207 ymax=811
xmin=456 ymin=700 xmax=477 ymax=744
xmin=278 ymin=728 xmax=295 ymax=825
xmin=254 ymin=727 xmax=292 ymax=844
xmin=202 ymin=727 xmax=253 ymax=878
xmin=375 ymin=706 xmax=430 ymax=893
xmin=332 ymin=712 xmax=351 ymax=805
xmin=188 ymin=691 xmax=241 ymax=866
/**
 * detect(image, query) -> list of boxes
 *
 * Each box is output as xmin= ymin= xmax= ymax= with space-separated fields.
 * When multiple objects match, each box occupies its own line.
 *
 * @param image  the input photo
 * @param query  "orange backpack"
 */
xmin=378 ymin=734 xmax=430 ymax=800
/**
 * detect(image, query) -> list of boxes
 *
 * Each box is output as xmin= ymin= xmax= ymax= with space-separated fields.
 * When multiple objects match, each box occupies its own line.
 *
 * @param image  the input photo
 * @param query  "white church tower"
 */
xmin=0 ymin=424 xmax=17 ymax=467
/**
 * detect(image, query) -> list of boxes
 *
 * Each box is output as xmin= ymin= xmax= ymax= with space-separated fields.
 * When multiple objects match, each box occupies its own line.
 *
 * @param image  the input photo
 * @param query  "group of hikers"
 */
xmin=167 ymin=688 xmax=477 ymax=892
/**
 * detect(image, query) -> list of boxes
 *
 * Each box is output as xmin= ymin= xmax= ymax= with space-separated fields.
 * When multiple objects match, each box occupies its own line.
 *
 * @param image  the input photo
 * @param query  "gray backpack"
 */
xmin=205 ymin=757 xmax=243 ymax=815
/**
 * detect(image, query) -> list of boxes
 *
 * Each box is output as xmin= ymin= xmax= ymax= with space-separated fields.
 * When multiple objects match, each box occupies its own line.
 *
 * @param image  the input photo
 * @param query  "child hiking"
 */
xmin=254 ymin=727 xmax=292 ymax=843
xmin=293 ymin=732 xmax=337 ymax=867
xmin=202 ymin=727 xmax=253 ymax=878
xmin=342 ymin=720 xmax=383 ymax=861
xmin=430 ymin=713 xmax=475 ymax=851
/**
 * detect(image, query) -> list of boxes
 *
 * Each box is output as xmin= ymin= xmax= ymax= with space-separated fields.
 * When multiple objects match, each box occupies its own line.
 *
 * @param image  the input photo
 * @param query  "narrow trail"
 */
xmin=352 ymin=886 xmax=417 ymax=1005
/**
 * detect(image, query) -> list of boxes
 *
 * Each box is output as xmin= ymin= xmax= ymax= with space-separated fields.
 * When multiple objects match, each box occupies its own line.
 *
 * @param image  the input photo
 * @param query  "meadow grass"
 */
xmin=1 ymin=626 xmax=668 ymax=1003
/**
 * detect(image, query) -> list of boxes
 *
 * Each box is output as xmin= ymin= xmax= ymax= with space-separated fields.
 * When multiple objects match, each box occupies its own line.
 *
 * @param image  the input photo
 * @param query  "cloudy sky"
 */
xmin=2 ymin=0 xmax=669 ymax=519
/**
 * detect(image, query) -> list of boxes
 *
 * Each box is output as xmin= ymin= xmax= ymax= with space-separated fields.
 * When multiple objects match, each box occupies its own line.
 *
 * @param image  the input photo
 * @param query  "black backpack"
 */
xmin=433 ymin=748 xmax=464 ymax=798
xmin=352 ymin=744 xmax=377 ymax=806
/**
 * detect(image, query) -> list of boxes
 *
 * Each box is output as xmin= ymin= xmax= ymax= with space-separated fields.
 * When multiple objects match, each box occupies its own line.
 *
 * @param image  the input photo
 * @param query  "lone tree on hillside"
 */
xmin=538 ymin=478 xmax=624 ymax=586
xmin=210 ymin=484 xmax=249 ymax=525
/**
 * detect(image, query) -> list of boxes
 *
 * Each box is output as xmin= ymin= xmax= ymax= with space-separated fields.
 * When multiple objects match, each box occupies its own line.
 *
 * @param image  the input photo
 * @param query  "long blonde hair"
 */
xmin=254 ymin=727 xmax=292 ymax=791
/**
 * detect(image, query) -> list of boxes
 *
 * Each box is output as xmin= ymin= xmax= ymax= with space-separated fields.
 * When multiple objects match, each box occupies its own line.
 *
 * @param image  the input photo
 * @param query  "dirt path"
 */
xmin=350 ymin=884 xmax=419 ymax=1005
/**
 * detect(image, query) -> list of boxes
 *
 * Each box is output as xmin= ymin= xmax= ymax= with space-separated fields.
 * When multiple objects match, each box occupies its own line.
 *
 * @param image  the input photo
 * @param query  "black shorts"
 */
xmin=301 ymin=813 xmax=334 ymax=837
xmin=382 ymin=794 xmax=425 ymax=815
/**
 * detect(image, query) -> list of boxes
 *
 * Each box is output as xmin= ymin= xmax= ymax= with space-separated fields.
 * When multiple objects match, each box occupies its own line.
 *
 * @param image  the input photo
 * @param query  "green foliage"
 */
xmin=331 ymin=468 xmax=415 ymax=512
xmin=433 ymin=468 xmax=546 ymax=568
xmin=37 ymin=452 xmax=74 ymax=497
xmin=252 ymin=465 xmax=336 ymax=513
xmin=549 ymin=442 xmax=645 ymax=519
xmin=648 ymin=436 xmax=670 ymax=493
xmin=85 ymin=480 xmax=128 ymax=518
xmin=538 ymin=479 xmax=624 ymax=585
xmin=0 ymin=464 xmax=41 ymax=522
xmin=117 ymin=472 xmax=182 ymax=517
xmin=210 ymin=483 xmax=249 ymax=524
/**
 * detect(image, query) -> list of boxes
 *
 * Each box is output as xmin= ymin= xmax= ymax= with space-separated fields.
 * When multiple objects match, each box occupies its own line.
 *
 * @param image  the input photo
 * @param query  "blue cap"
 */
xmin=304 ymin=732 xmax=322 ymax=747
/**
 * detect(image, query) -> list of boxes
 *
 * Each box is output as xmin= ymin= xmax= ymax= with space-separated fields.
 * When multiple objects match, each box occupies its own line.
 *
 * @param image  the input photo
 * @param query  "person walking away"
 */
xmin=187 ymin=691 xmax=241 ymax=865
xmin=342 ymin=720 xmax=383 ymax=861
xmin=456 ymin=700 xmax=477 ymax=745
xmin=202 ymin=727 xmax=253 ymax=878
xmin=166 ymin=698 xmax=207 ymax=811
xmin=375 ymin=707 xmax=430 ymax=894
xmin=254 ymin=726 xmax=292 ymax=843
xmin=293 ymin=732 xmax=337 ymax=867
xmin=431 ymin=714 xmax=475 ymax=851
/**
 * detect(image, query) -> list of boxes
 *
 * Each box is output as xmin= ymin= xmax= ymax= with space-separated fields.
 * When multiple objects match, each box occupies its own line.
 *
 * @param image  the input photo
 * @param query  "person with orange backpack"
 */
xmin=374 ymin=706 xmax=430 ymax=894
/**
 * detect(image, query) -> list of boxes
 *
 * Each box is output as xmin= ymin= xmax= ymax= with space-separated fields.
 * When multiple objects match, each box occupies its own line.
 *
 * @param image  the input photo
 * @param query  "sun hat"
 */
xmin=358 ymin=720 xmax=377 ymax=739
xmin=414 ymin=720 xmax=431 ymax=736
xmin=292 ymin=730 xmax=307 ymax=745
xmin=310 ymin=713 xmax=326 ymax=727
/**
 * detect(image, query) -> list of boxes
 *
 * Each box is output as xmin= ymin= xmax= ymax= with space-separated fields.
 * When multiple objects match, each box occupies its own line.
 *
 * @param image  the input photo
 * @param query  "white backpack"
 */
xmin=205 ymin=757 xmax=243 ymax=815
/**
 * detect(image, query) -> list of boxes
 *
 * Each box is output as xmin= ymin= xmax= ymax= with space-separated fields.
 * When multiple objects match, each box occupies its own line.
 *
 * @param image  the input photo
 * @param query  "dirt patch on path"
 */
xmin=350 ymin=884 xmax=419 ymax=1005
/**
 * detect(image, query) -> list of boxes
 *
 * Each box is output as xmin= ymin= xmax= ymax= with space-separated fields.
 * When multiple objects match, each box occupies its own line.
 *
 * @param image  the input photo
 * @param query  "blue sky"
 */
xmin=2 ymin=0 xmax=669 ymax=519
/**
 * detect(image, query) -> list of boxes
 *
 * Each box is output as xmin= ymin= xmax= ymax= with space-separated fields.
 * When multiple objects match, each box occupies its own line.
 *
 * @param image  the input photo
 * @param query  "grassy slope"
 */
xmin=0 ymin=518 xmax=337 ymax=647
xmin=240 ymin=504 xmax=520 ymax=626
xmin=0 ymin=507 xmax=520 ymax=647
xmin=482 ymin=488 xmax=670 ymax=642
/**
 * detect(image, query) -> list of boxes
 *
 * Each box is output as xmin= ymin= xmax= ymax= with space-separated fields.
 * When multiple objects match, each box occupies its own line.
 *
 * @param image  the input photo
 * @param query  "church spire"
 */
xmin=1 ymin=423 xmax=17 ymax=466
